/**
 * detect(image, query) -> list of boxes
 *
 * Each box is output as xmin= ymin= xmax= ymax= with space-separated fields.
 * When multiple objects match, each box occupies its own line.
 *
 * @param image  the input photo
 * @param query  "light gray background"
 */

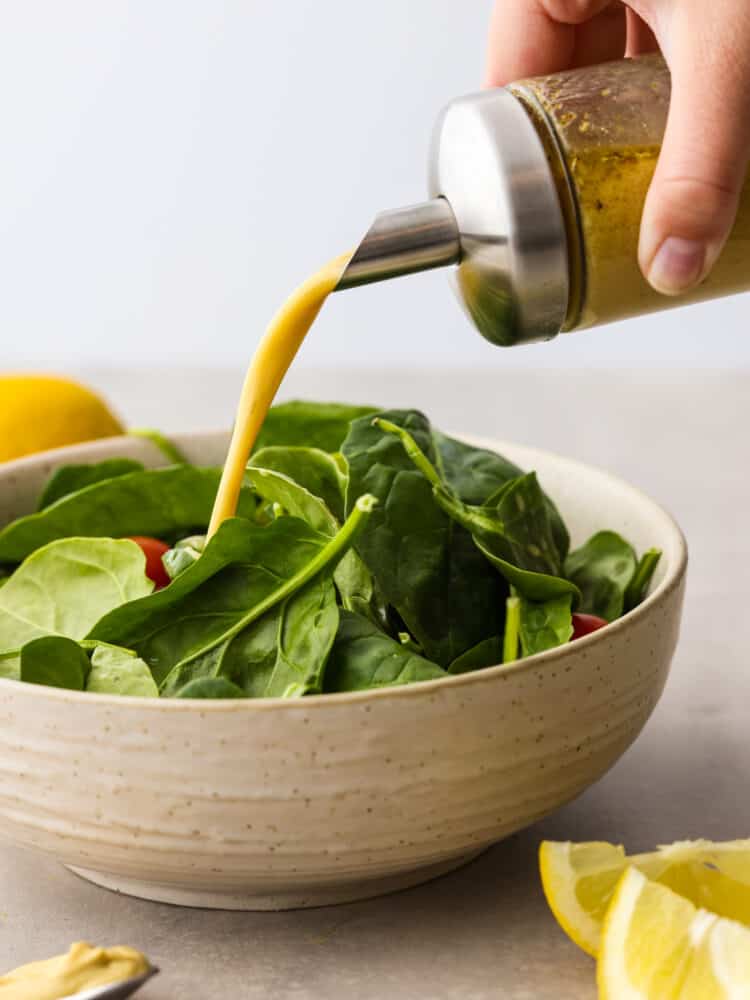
xmin=1 ymin=0 xmax=747 ymax=375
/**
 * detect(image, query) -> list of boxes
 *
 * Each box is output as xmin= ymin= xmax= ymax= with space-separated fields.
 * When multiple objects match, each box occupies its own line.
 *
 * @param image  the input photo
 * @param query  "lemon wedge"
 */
xmin=598 ymin=867 xmax=750 ymax=999
xmin=0 ymin=375 xmax=123 ymax=462
xmin=540 ymin=839 xmax=750 ymax=957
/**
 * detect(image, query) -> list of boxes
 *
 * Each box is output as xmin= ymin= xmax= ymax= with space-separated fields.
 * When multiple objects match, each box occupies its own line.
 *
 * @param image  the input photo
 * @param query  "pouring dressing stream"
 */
xmin=207 ymin=251 xmax=351 ymax=535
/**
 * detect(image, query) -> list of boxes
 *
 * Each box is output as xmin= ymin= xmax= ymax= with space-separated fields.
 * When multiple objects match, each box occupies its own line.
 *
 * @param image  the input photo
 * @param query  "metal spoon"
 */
xmin=70 ymin=966 xmax=158 ymax=1000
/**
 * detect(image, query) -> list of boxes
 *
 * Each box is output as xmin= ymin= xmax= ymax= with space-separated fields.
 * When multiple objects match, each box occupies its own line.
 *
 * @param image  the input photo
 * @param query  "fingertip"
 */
xmin=484 ymin=0 xmax=577 ymax=88
xmin=643 ymin=237 xmax=708 ymax=296
xmin=639 ymin=174 xmax=738 ymax=295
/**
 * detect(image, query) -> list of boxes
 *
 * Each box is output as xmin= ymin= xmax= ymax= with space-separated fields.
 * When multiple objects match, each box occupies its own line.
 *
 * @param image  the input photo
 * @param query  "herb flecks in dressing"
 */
xmin=512 ymin=55 xmax=750 ymax=329
xmin=208 ymin=252 xmax=351 ymax=536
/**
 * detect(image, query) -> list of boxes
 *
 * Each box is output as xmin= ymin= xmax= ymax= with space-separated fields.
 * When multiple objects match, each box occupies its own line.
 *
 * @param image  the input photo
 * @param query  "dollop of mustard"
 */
xmin=0 ymin=941 xmax=149 ymax=1000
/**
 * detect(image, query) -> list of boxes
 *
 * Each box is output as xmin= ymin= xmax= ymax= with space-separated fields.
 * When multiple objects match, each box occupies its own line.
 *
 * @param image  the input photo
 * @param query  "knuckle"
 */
xmin=649 ymin=175 xmax=740 ymax=237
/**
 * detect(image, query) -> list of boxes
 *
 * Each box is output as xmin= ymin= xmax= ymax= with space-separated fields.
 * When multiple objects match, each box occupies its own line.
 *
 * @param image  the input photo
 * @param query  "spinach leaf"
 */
xmin=128 ymin=428 xmax=188 ymax=465
xmin=176 ymin=677 xmax=245 ymax=698
xmin=433 ymin=476 xmax=579 ymax=601
xmin=331 ymin=551 xmax=382 ymax=626
xmin=342 ymin=410 xmax=505 ymax=667
xmin=472 ymin=542 xmax=579 ymax=603
xmin=246 ymin=466 xmax=336 ymax=535
xmin=0 ymin=538 xmax=153 ymax=679
xmin=164 ymin=573 xmax=338 ymax=698
xmin=249 ymin=446 xmax=347 ymax=520
xmin=432 ymin=431 xmax=522 ymax=503
xmin=254 ymin=400 xmax=377 ymax=454
xmin=373 ymin=417 xmax=577 ymax=604
xmin=0 ymin=467 xmax=257 ymax=563
xmin=325 ymin=611 xmax=448 ymax=692
xmin=519 ymin=594 xmax=574 ymax=656
xmin=448 ymin=634 xmax=503 ymax=674
xmin=456 ymin=474 xmax=563 ymax=575
xmin=38 ymin=459 xmax=145 ymax=510
xmin=565 ymin=531 xmax=638 ymax=621
xmin=92 ymin=498 xmax=375 ymax=690
xmin=17 ymin=636 xmax=157 ymax=696
xmin=624 ymin=548 xmax=662 ymax=612
xmin=20 ymin=635 xmax=89 ymax=691
xmin=433 ymin=431 xmax=569 ymax=559
xmin=90 ymin=517 xmax=328 ymax=684
xmin=86 ymin=645 xmax=158 ymax=697
xmin=0 ymin=651 xmax=19 ymax=680
xmin=246 ymin=464 xmax=376 ymax=619
xmin=220 ymin=573 xmax=338 ymax=698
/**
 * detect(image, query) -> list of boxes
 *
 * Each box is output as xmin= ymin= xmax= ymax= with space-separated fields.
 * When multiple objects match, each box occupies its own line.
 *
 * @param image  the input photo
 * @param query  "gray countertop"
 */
xmin=1 ymin=367 xmax=748 ymax=999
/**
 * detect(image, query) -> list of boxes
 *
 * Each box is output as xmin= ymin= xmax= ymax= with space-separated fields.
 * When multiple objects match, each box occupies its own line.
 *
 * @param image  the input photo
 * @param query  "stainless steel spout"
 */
xmin=335 ymin=88 xmax=570 ymax=346
xmin=336 ymin=198 xmax=460 ymax=290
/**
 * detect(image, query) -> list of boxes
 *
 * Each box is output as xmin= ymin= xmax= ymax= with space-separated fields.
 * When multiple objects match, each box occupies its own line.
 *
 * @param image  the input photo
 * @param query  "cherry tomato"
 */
xmin=571 ymin=612 xmax=608 ymax=641
xmin=127 ymin=535 xmax=171 ymax=589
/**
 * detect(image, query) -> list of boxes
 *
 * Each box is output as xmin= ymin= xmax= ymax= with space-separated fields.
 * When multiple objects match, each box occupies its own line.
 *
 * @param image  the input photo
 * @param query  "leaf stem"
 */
xmin=624 ymin=548 xmax=662 ymax=612
xmin=159 ymin=494 xmax=377 ymax=688
xmin=129 ymin=429 xmax=188 ymax=465
xmin=373 ymin=419 xmax=443 ymax=489
xmin=503 ymin=596 xmax=521 ymax=663
xmin=375 ymin=418 xmax=512 ymax=538
xmin=433 ymin=487 xmax=504 ymax=536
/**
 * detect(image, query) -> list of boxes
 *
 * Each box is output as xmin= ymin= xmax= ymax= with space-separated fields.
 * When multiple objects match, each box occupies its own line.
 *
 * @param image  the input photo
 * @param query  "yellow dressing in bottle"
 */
xmin=0 ymin=942 xmax=149 ymax=1000
xmin=207 ymin=251 xmax=351 ymax=537
xmin=511 ymin=55 xmax=750 ymax=330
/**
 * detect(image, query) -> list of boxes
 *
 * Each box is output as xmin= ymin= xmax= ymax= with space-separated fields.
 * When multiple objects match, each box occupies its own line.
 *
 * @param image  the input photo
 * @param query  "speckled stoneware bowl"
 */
xmin=0 ymin=431 xmax=686 ymax=910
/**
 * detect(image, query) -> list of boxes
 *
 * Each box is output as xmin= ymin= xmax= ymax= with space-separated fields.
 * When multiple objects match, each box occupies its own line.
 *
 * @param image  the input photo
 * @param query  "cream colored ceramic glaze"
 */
xmin=0 ymin=432 xmax=687 ymax=910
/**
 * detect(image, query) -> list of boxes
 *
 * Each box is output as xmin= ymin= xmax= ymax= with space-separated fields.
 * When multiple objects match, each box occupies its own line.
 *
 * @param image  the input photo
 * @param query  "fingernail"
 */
xmin=647 ymin=237 xmax=706 ymax=295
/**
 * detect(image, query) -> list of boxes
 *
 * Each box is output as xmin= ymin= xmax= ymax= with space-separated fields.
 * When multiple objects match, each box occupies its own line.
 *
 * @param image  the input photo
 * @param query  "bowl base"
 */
xmin=67 ymin=850 xmax=485 ymax=910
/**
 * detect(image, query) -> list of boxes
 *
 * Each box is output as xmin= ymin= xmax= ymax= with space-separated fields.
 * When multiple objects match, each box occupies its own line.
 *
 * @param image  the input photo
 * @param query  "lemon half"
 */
xmin=0 ymin=375 xmax=123 ymax=461
xmin=540 ymin=839 xmax=750 ymax=957
xmin=598 ymin=867 xmax=750 ymax=999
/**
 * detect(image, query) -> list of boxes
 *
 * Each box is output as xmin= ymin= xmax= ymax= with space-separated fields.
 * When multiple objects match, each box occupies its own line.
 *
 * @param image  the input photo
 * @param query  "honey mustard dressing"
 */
xmin=0 ymin=942 xmax=149 ymax=1000
xmin=511 ymin=55 xmax=750 ymax=330
xmin=207 ymin=251 xmax=351 ymax=536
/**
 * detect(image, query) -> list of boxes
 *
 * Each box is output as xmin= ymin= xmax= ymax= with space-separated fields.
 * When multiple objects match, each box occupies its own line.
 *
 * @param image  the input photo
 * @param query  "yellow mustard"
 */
xmin=0 ymin=942 xmax=149 ymax=1000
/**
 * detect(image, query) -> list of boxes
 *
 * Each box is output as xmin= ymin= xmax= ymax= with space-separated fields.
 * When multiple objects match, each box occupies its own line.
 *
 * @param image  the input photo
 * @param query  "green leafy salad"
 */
xmin=0 ymin=402 xmax=661 ymax=699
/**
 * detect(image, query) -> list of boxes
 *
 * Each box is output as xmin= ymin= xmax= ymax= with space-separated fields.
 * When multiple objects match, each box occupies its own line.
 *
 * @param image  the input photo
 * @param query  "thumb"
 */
xmin=639 ymin=5 xmax=750 ymax=295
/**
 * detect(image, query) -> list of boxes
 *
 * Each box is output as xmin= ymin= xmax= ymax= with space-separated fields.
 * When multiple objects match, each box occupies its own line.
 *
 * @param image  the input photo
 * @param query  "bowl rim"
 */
xmin=0 ymin=430 xmax=687 ymax=711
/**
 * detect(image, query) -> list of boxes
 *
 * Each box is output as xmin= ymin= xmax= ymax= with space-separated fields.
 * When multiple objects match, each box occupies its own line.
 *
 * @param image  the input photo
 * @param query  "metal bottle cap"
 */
xmin=337 ymin=89 xmax=570 ymax=347
xmin=430 ymin=88 xmax=569 ymax=346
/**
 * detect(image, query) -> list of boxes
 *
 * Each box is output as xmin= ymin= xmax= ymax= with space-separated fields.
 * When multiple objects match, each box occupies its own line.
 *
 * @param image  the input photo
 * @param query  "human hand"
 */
xmin=485 ymin=1 xmax=750 ymax=295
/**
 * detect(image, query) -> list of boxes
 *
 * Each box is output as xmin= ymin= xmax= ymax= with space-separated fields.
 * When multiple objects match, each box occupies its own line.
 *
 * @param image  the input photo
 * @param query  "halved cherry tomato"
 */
xmin=127 ymin=535 xmax=171 ymax=589
xmin=571 ymin=612 xmax=608 ymax=641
